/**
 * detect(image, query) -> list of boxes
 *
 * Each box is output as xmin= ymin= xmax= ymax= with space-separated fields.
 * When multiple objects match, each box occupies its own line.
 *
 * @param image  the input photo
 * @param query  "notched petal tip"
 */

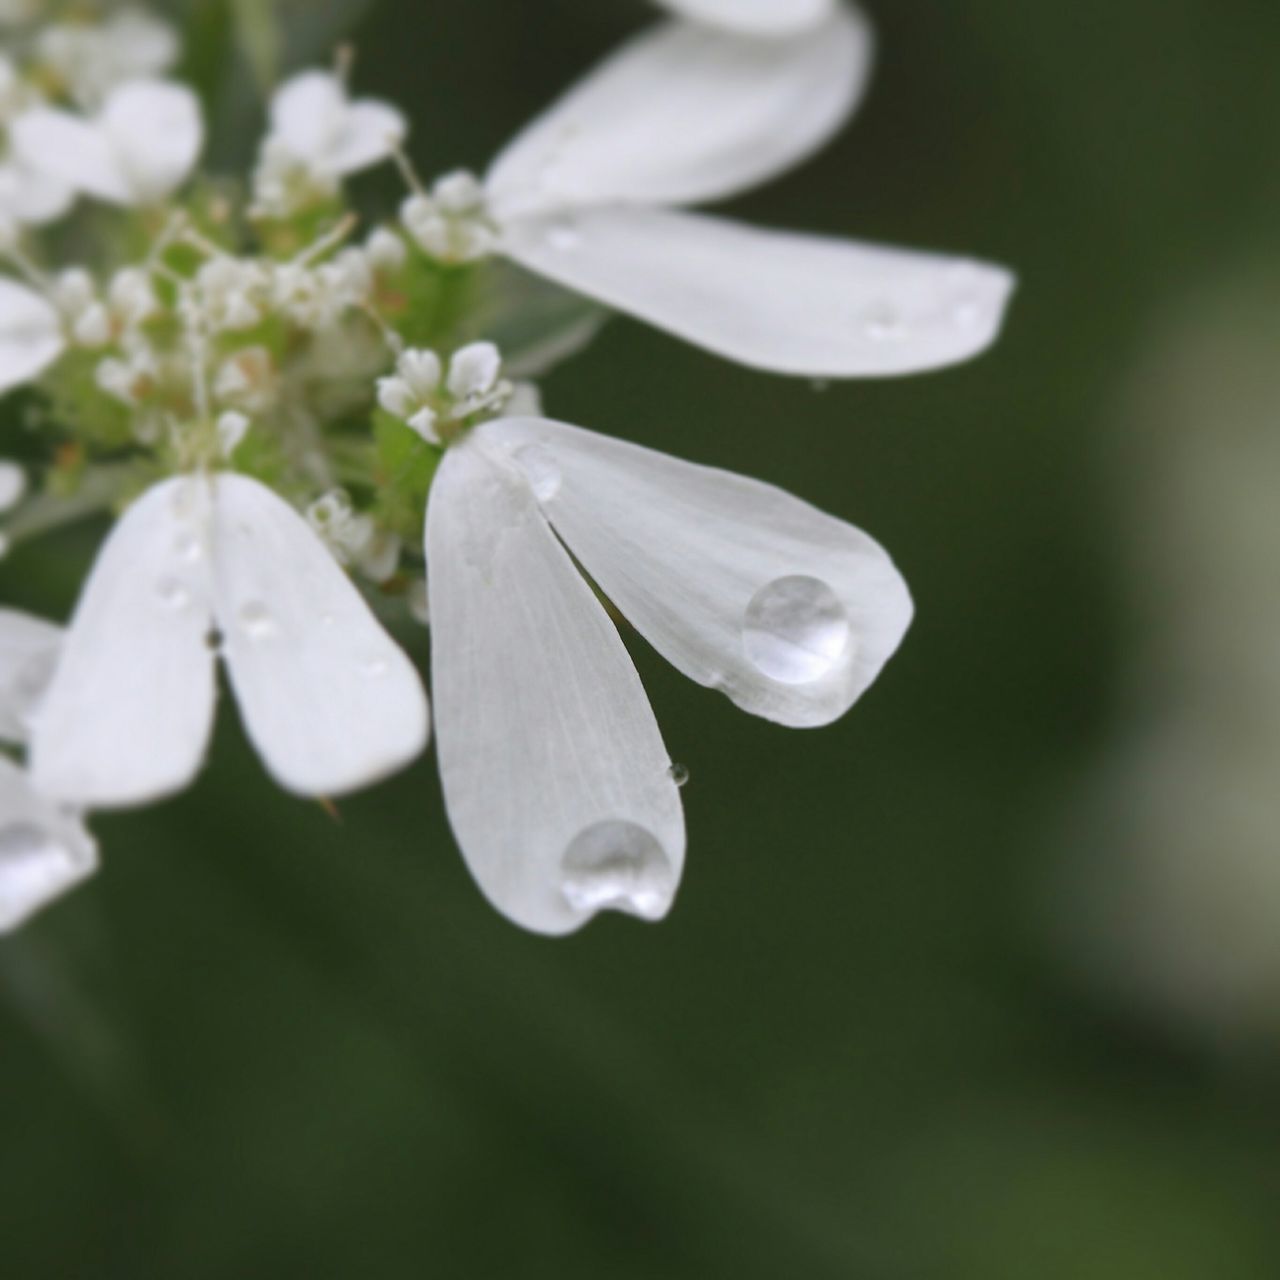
xmin=560 ymin=819 xmax=679 ymax=924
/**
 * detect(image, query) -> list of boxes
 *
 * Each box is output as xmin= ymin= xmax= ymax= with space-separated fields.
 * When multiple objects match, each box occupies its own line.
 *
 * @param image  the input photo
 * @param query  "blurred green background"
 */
xmin=5 ymin=0 xmax=1280 ymax=1275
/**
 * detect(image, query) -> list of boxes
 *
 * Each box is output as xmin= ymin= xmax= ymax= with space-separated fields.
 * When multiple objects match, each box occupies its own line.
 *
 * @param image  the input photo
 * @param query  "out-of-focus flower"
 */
xmin=0 ymin=277 xmax=65 ymax=393
xmin=30 ymin=474 xmax=430 ymax=807
xmin=13 ymin=79 xmax=203 ymax=207
xmin=408 ymin=7 xmax=1013 ymax=378
xmin=34 ymin=7 xmax=180 ymax=109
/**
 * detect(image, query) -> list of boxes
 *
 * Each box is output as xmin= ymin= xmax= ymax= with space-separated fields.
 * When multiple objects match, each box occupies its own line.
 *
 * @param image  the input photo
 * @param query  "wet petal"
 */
xmin=0 ymin=278 xmax=65 ymax=392
xmin=486 ymin=6 xmax=870 ymax=219
xmin=0 ymin=757 xmax=97 ymax=934
xmin=477 ymin=417 xmax=914 ymax=728
xmin=502 ymin=206 xmax=1015 ymax=377
xmin=211 ymin=474 xmax=429 ymax=798
xmin=30 ymin=478 xmax=218 ymax=807
xmin=0 ymin=609 xmax=62 ymax=744
xmin=427 ymin=434 xmax=685 ymax=935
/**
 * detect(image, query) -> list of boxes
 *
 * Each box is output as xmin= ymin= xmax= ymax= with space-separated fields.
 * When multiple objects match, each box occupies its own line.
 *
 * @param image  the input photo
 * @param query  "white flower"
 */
xmin=35 ymin=7 xmax=181 ymax=109
xmin=0 ymin=606 xmax=61 ymax=743
xmin=438 ymin=6 xmax=1012 ymax=378
xmin=252 ymin=71 xmax=406 ymax=218
xmin=13 ymin=79 xmax=203 ymax=207
xmin=0 ymin=276 xmax=65 ymax=393
xmin=378 ymin=343 xmax=511 ymax=443
xmin=654 ymin=0 xmax=836 ymax=35
xmin=401 ymin=170 xmax=497 ymax=263
xmin=29 ymin=474 xmax=430 ymax=807
xmin=420 ymin=402 xmax=912 ymax=934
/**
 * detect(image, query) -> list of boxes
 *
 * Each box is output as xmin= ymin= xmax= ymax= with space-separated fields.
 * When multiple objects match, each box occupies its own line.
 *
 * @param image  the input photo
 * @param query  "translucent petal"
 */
xmin=485 ymin=6 xmax=870 ymax=220
xmin=427 ymin=435 xmax=685 ymax=935
xmin=30 ymin=478 xmax=218 ymax=807
xmin=0 ymin=278 xmax=65 ymax=392
xmin=476 ymin=417 xmax=914 ymax=728
xmin=0 ymin=609 xmax=62 ymax=744
xmin=211 ymin=474 xmax=429 ymax=798
xmin=656 ymin=0 xmax=837 ymax=35
xmin=501 ymin=206 xmax=1015 ymax=377
xmin=0 ymin=757 xmax=97 ymax=935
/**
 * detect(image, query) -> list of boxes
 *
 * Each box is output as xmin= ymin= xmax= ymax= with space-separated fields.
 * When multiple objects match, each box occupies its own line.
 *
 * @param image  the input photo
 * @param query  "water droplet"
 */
xmin=155 ymin=577 xmax=191 ymax=611
xmin=668 ymin=763 xmax=690 ymax=788
xmin=514 ymin=443 xmax=561 ymax=502
xmin=174 ymin=531 xmax=203 ymax=563
xmin=320 ymin=612 xmax=337 ymax=629
xmin=742 ymin=576 xmax=852 ymax=685
xmin=952 ymin=298 xmax=983 ymax=330
xmin=0 ymin=823 xmax=85 ymax=930
xmin=545 ymin=221 xmax=581 ymax=252
xmin=238 ymin=600 xmax=277 ymax=640
xmin=863 ymin=303 xmax=905 ymax=342
xmin=361 ymin=656 xmax=390 ymax=679
xmin=561 ymin=821 xmax=674 ymax=920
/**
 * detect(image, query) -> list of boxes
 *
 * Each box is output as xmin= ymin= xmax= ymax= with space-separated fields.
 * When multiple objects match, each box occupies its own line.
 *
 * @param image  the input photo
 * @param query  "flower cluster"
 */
xmin=0 ymin=0 xmax=1013 ymax=936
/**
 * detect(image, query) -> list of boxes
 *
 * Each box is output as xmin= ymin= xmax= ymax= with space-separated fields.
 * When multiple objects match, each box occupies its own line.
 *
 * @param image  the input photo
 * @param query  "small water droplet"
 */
xmin=545 ymin=221 xmax=581 ymax=252
xmin=155 ymin=577 xmax=191 ymax=611
xmin=668 ymin=763 xmax=690 ymax=788
xmin=238 ymin=600 xmax=277 ymax=640
xmin=174 ymin=531 xmax=203 ymax=563
xmin=320 ymin=612 xmax=337 ymax=629
xmin=742 ymin=576 xmax=852 ymax=685
xmin=561 ymin=821 xmax=674 ymax=920
xmin=0 ymin=823 xmax=86 ymax=931
xmin=514 ymin=443 xmax=561 ymax=502
xmin=952 ymin=298 xmax=983 ymax=330
xmin=863 ymin=303 xmax=905 ymax=342
xmin=361 ymin=656 xmax=390 ymax=679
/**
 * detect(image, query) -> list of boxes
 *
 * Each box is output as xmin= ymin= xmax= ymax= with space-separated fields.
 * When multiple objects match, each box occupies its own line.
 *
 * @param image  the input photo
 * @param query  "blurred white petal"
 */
xmin=502 ymin=206 xmax=1014 ymax=377
xmin=0 ymin=609 xmax=61 ymax=744
xmin=212 ymin=474 xmax=429 ymax=798
xmin=478 ymin=417 xmax=913 ymax=728
xmin=0 ymin=756 xmax=97 ymax=934
xmin=0 ymin=157 xmax=74 ymax=224
xmin=486 ymin=7 xmax=870 ymax=219
xmin=269 ymin=71 xmax=405 ymax=176
xmin=427 ymin=435 xmax=685 ymax=935
xmin=31 ymin=478 xmax=218 ymax=807
xmin=656 ymin=0 xmax=837 ymax=34
xmin=0 ymin=278 xmax=65 ymax=392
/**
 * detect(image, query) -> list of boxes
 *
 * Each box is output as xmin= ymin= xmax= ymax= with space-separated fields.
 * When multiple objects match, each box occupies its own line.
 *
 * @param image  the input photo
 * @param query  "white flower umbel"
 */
xmin=654 ymin=0 xmax=836 ymax=36
xmin=30 ymin=474 xmax=430 ymax=808
xmin=35 ymin=7 xmax=180 ymax=109
xmin=425 ymin=407 xmax=912 ymax=934
xmin=252 ymin=71 xmax=407 ymax=219
xmin=0 ymin=755 xmax=97 ymax=934
xmin=426 ymin=7 xmax=1012 ymax=378
xmin=12 ymin=79 xmax=203 ymax=207
xmin=0 ymin=276 xmax=65 ymax=393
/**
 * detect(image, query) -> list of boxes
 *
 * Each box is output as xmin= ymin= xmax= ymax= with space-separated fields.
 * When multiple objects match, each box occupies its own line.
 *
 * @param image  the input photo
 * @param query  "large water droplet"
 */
xmin=668 ymin=763 xmax=690 ymax=789
xmin=561 ymin=821 xmax=674 ymax=920
xmin=514 ymin=443 xmax=561 ymax=502
xmin=238 ymin=600 xmax=277 ymax=640
xmin=155 ymin=577 xmax=191 ymax=611
xmin=742 ymin=576 xmax=852 ymax=685
xmin=0 ymin=823 xmax=84 ymax=932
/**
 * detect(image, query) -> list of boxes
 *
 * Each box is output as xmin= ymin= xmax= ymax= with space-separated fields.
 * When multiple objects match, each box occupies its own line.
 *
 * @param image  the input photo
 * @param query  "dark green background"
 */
xmin=4 ymin=1 xmax=1280 ymax=1275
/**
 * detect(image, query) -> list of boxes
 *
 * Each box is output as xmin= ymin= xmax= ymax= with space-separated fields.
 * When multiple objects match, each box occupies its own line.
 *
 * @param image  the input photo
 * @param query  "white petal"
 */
xmin=0 ymin=278 xmax=65 ymax=392
xmin=501 ymin=206 xmax=1015 ymax=377
xmin=268 ymin=71 xmax=348 ymax=161
xmin=485 ymin=6 xmax=870 ymax=219
xmin=325 ymin=100 xmax=407 ymax=176
xmin=656 ymin=0 xmax=836 ymax=35
xmin=211 ymin=474 xmax=429 ymax=798
xmin=427 ymin=434 xmax=685 ymax=935
xmin=0 ymin=756 xmax=97 ymax=935
xmin=0 ymin=609 xmax=62 ymax=744
xmin=30 ymin=478 xmax=219 ymax=807
xmin=476 ymin=417 xmax=913 ymax=728
xmin=11 ymin=107 xmax=133 ymax=204
xmin=99 ymin=80 xmax=203 ymax=204
xmin=0 ymin=157 xmax=74 ymax=224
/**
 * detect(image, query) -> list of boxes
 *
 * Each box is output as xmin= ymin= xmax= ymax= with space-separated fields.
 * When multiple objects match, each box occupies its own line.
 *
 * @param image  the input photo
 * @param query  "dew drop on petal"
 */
xmin=238 ymin=600 xmax=277 ymax=640
xmin=952 ymin=298 xmax=983 ymax=330
xmin=560 ymin=821 xmax=675 ymax=921
xmin=513 ymin=443 xmax=561 ymax=502
xmin=155 ymin=577 xmax=192 ymax=611
xmin=174 ymin=531 xmax=203 ymax=563
xmin=862 ymin=302 xmax=906 ymax=342
xmin=742 ymin=576 xmax=852 ymax=685
xmin=0 ymin=823 xmax=83 ymax=932
xmin=361 ymin=656 xmax=390 ymax=679
xmin=545 ymin=221 xmax=581 ymax=252
xmin=668 ymin=763 xmax=690 ymax=789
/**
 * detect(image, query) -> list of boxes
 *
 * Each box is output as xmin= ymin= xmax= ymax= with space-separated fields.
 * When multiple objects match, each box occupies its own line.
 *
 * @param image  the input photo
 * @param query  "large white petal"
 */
xmin=485 ymin=6 xmax=870 ymax=220
xmin=0 ymin=158 xmax=74 ymax=224
xmin=476 ymin=417 xmax=913 ymax=729
xmin=211 ymin=474 xmax=429 ymax=798
xmin=11 ymin=106 xmax=133 ymax=204
xmin=656 ymin=0 xmax=837 ymax=35
xmin=0 ymin=278 xmax=65 ymax=392
xmin=98 ymin=80 xmax=203 ymax=204
xmin=427 ymin=434 xmax=685 ymax=936
xmin=30 ymin=478 xmax=218 ymax=807
xmin=501 ymin=206 xmax=1015 ymax=377
xmin=0 ymin=609 xmax=62 ymax=744
xmin=0 ymin=756 xmax=97 ymax=934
